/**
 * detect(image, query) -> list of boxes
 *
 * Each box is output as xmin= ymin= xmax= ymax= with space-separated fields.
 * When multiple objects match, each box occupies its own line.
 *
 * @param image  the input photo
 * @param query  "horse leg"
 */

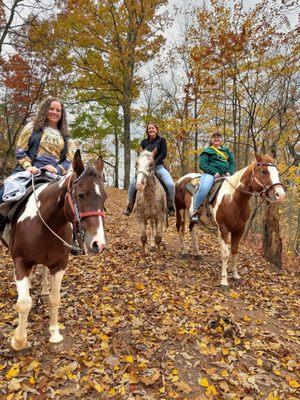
xmin=140 ymin=222 xmax=147 ymax=266
xmin=149 ymin=219 xmax=156 ymax=251
xmin=154 ymin=219 xmax=163 ymax=266
xmin=177 ymin=209 xmax=188 ymax=256
xmin=11 ymin=267 xmax=32 ymax=351
xmin=48 ymin=269 xmax=65 ymax=343
xmin=41 ymin=265 xmax=50 ymax=296
xmin=218 ymin=228 xmax=230 ymax=287
xmin=231 ymin=231 xmax=243 ymax=280
xmin=190 ymin=224 xmax=201 ymax=258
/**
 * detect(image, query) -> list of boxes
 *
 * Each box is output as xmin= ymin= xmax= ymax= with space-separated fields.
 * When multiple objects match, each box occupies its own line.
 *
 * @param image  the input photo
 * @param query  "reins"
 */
xmin=31 ymin=174 xmax=76 ymax=250
xmin=225 ymin=162 xmax=284 ymax=202
xmin=31 ymin=168 xmax=105 ymax=253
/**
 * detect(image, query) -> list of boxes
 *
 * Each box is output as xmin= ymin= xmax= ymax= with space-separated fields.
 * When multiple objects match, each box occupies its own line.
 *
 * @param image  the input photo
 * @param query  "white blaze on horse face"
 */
xmin=17 ymin=184 xmax=50 ymax=223
xmin=268 ymin=166 xmax=285 ymax=202
xmin=94 ymin=183 xmax=101 ymax=196
xmin=136 ymin=155 xmax=150 ymax=190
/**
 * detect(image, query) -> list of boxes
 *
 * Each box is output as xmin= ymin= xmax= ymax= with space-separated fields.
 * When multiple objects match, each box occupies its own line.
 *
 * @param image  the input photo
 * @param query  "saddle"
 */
xmin=185 ymin=175 xmax=227 ymax=204
xmin=0 ymin=173 xmax=60 ymax=223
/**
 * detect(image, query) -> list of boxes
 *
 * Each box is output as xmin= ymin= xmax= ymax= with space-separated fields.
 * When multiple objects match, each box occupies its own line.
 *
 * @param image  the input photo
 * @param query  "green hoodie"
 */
xmin=199 ymin=146 xmax=236 ymax=176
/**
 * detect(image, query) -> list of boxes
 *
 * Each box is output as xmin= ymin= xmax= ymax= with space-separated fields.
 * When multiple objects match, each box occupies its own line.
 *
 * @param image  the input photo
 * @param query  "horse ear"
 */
xmin=254 ymin=152 xmax=263 ymax=163
xmin=73 ymin=149 xmax=84 ymax=176
xmin=95 ymin=156 xmax=104 ymax=175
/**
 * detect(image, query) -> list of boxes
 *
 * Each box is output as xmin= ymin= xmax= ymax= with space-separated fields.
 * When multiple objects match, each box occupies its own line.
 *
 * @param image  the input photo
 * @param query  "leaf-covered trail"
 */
xmin=0 ymin=187 xmax=299 ymax=399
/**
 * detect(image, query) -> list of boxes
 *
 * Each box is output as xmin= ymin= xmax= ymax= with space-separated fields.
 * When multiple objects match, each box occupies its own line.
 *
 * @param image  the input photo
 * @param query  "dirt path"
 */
xmin=0 ymin=187 xmax=299 ymax=399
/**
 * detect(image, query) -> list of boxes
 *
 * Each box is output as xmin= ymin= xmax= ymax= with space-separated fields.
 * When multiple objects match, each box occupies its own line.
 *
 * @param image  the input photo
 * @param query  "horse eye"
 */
xmin=78 ymin=193 xmax=85 ymax=199
xmin=261 ymin=170 xmax=267 ymax=175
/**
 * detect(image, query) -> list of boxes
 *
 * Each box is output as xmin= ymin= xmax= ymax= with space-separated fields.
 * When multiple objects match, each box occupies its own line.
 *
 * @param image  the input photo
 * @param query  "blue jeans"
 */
xmin=128 ymin=165 xmax=175 ymax=205
xmin=193 ymin=173 xmax=215 ymax=211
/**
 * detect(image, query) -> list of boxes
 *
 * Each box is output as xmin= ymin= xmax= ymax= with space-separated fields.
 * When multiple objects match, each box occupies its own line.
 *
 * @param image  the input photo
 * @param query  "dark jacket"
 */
xmin=199 ymin=146 xmax=235 ymax=176
xmin=140 ymin=135 xmax=167 ymax=165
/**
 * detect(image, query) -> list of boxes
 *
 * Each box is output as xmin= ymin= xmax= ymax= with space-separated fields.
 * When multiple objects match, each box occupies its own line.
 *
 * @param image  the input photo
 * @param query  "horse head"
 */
xmin=65 ymin=150 xmax=107 ymax=254
xmin=251 ymin=153 xmax=286 ymax=203
xmin=136 ymin=150 xmax=155 ymax=192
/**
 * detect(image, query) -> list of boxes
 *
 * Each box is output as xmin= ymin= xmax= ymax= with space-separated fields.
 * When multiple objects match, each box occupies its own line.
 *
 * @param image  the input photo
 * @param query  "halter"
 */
xmin=250 ymin=162 xmax=284 ymax=201
xmin=65 ymin=167 xmax=105 ymax=252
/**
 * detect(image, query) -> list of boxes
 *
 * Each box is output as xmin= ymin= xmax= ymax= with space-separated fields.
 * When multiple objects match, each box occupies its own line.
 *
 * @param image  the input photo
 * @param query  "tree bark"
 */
xmin=122 ymin=87 xmax=131 ymax=190
xmin=262 ymin=202 xmax=283 ymax=269
xmin=114 ymin=126 xmax=119 ymax=189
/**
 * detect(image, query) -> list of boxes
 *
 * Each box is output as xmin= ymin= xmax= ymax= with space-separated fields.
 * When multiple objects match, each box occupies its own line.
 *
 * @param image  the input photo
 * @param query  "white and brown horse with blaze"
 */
xmin=0 ymin=150 xmax=107 ymax=350
xmin=135 ymin=150 xmax=167 ymax=266
xmin=175 ymin=154 xmax=286 ymax=287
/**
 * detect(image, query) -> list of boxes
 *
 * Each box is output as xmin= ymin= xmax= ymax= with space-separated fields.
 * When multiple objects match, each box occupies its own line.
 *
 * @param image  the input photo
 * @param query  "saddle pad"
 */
xmin=185 ymin=176 xmax=201 ymax=195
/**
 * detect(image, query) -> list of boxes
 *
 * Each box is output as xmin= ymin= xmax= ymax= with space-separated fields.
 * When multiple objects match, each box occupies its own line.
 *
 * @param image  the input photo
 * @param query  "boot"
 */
xmin=167 ymin=204 xmax=175 ymax=217
xmin=190 ymin=210 xmax=199 ymax=223
xmin=122 ymin=197 xmax=135 ymax=216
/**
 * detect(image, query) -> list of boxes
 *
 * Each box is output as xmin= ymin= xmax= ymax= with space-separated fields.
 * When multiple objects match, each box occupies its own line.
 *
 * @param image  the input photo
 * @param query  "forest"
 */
xmin=0 ymin=0 xmax=299 ymax=399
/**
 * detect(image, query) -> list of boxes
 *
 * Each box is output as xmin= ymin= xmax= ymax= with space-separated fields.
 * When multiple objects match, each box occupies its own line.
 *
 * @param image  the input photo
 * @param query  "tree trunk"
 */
xmin=262 ymin=202 xmax=283 ymax=269
xmin=122 ymin=90 xmax=131 ymax=190
xmin=114 ymin=126 xmax=119 ymax=189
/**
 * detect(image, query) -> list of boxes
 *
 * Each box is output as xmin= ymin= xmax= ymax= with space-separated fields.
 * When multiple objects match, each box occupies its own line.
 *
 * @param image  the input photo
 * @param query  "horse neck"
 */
xmin=41 ymin=174 xmax=71 ymax=219
xmin=143 ymin=174 xmax=156 ymax=198
xmin=226 ymin=164 xmax=254 ymax=204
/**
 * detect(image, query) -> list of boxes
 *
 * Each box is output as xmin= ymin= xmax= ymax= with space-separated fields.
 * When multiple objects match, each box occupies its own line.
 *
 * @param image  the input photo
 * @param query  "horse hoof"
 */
xmin=194 ymin=254 xmax=202 ymax=260
xmin=40 ymin=290 xmax=50 ymax=296
xmin=220 ymin=284 xmax=229 ymax=291
xmin=233 ymin=275 xmax=241 ymax=280
xmin=49 ymin=333 xmax=64 ymax=344
xmin=11 ymin=336 xmax=27 ymax=351
xmin=181 ymin=253 xmax=188 ymax=259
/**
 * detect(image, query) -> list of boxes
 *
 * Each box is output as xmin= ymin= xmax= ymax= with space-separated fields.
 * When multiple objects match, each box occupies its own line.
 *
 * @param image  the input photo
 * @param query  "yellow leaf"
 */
xmin=135 ymin=282 xmax=145 ymax=290
xmin=213 ymin=305 xmax=223 ymax=311
xmin=289 ymin=379 xmax=300 ymax=389
xmin=94 ymin=383 xmax=104 ymax=393
xmin=230 ymin=291 xmax=239 ymax=299
xmin=26 ymin=360 xmax=40 ymax=372
xmin=171 ymin=375 xmax=179 ymax=382
xmin=257 ymin=358 xmax=263 ymax=366
xmin=221 ymin=370 xmax=228 ymax=377
xmin=109 ymin=388 xmax=116 ymax=396
xmin=273 ymin=368 xmax=281 ymax=376
xmin=6 ymin=363 xmax=19 ymax=379
xmin=101 ymin=341 xmax=109 ymax=350
xmin=243 ymin=315 xmax=251 ymax=322
xmin=266 ymin=392 xmax=280 ymax=400
xmin=198 ymin=377 xmax=209 ymax=387
xmin=159 ymin=387 xmax=166 ymax=393
xmin=206 ymin=384 xmax=217 ymax=396
xmin=234 ymin=338 xmax=241 ymax=345
xmin=29 ymin=376 xmax=35 ymax=385
xmin=125 ymin=355 xmax=134 ymax=364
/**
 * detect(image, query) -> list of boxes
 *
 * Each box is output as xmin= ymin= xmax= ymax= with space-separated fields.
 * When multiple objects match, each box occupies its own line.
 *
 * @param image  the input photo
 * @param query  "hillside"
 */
xmin=0 ymin=187 xmax=299 ymax=400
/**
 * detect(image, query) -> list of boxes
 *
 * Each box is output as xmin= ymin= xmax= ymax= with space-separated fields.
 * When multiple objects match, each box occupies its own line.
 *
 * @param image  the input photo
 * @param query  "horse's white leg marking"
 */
xmin=150 ymin=220 xmax=155 ymax=248
xmin=49 ymin=269 xmax=65 ymax=343
xmin=41 ymin=266 xmax=50 ymax=295
xmin=11 ymin=277 xmax=32 ymax=350
xmin=190 ymin=225 xmax=200 ymax=256
xmin=219 ymin=234 xmax=230 ymax=286
xmin=231 ymin=254 xmax=240 ymax=279
xmin=17 ymin=184 xmax=49 ymax=223
xmin=178 ymin=210 xmax=188 ymax=254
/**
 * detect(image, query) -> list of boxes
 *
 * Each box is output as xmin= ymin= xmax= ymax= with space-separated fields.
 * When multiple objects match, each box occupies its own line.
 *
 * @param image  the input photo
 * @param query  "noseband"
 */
xmin=65 ymin=168 xmax=105 ymax=251
xmin=249 ymin=162 xmax=284 ymax=201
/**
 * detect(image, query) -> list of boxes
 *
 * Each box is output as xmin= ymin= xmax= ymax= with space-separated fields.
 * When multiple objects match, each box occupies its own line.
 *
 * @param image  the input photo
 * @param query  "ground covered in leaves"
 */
xmin=0 ymin=187 xmax=299 ymax=400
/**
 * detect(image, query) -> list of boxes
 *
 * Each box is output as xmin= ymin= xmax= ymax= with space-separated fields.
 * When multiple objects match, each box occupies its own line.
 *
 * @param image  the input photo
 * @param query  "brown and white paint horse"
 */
xmin=175 ymin=154 xmax=286 ymax=286
xmin=0 ymin=150 xmax=107 ymax=350
xmin=135 ymin=150 xmax=167 ymax=266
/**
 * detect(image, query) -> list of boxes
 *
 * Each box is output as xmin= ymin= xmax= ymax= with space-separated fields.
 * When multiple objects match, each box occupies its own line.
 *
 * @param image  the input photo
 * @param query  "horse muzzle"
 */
xmin=268 ymin=186 xmax=286 ymax=203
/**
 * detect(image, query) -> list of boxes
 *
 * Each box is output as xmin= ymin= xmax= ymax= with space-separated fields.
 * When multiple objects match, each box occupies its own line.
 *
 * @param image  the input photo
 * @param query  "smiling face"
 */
xmin=211 ymin=134 xmax=223 ymax=148
xmin=47 ymin=101 xmax=62 ymax=128
xmin=147 ymin=124 xmax=158 ymax=140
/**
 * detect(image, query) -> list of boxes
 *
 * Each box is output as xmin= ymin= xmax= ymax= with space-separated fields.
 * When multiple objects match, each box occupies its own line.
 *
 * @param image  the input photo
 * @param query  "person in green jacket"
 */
xmin=190 ymin=132 xmax=236 ymax=223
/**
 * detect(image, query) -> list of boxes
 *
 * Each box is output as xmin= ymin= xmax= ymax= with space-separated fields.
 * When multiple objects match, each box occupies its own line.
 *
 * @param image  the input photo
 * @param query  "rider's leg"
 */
xmin=191 ymin=173 xmax=214 ymax=222
xmin=155 ymin=165 xmax=175 ymax=216
xmin=123 ymin=175 xmax=137 ymax=216
xmin=0 ymin=185 xmax=8 ymax=233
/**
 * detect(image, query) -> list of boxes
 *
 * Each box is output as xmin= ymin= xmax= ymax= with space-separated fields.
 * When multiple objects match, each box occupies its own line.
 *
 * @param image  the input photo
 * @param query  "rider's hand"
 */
xmin=43 ymin=165 xmax=58 ymax=174
xmin=214 ymin=173 xmax=220 ymax=178
xmin=26 ymin=166 xmax=39 ymax=174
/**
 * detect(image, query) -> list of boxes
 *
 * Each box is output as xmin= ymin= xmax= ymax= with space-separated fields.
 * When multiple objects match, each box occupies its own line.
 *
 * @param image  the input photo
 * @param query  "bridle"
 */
xmin=65 ymin=167 xmax=105 ymax=252
xmin=236 ymin=162 xmax=285 ymax=202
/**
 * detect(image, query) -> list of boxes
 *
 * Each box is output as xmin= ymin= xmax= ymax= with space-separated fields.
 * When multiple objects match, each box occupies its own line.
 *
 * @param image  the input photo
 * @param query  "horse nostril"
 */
xmin=91 ymin=242 xmax=99 ymax=254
